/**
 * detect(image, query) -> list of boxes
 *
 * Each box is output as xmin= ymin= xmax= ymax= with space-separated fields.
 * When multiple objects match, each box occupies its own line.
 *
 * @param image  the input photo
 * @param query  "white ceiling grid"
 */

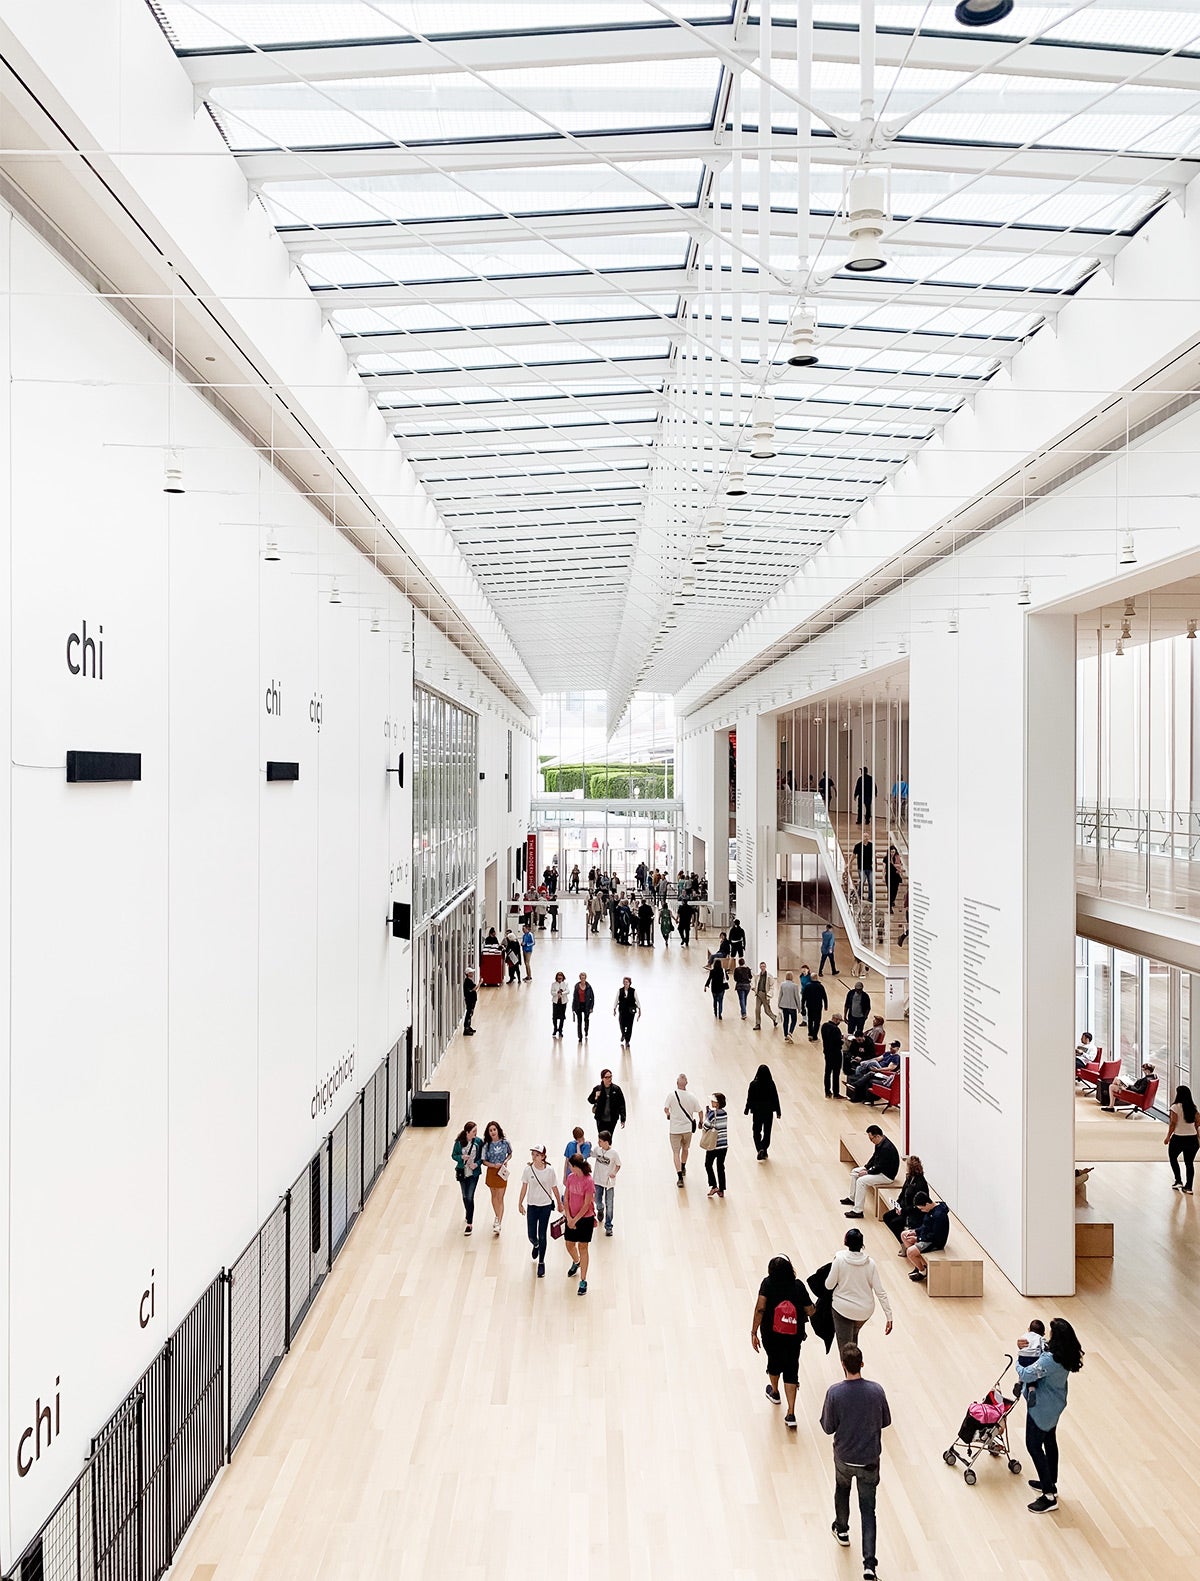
xmin=151 ymin=0 xmax=1200 ymax=717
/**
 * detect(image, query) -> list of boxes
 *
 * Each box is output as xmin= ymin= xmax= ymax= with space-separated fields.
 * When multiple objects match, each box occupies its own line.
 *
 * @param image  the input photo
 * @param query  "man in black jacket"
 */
xmin=821 ymin=1014 xmax=845 ymax=1098
xmin=844 ymin=981 xmax=871 ymax=1036
xmin=588 ymin=1069 xmax=627 ymax=1130
xmin=840 ymin=1124 xmax=900 ymax=1217
xmin=462 ymin=967 xmax=478 ymax=1036
xmin=802 ymin=975 xmax=828 ymax=1042
xmin=677 ymin=898 xmax=693 ymax=947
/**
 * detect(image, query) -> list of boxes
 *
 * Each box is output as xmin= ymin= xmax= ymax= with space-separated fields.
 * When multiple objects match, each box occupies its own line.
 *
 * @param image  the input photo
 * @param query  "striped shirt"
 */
xmin=704 ymin=1107 xmax=729 ymax=1148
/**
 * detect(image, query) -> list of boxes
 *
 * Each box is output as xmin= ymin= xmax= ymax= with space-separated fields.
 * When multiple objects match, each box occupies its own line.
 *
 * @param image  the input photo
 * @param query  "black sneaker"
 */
xmin=831 ymin=1524 xmax=850 ymax=1548
xmin=784 ymin=1413 xmax=797 ymax=1429
xmin=844 ymin=1210 xmax=864 ymax=1219
xmin=1028 ymin=1495 xmax=1058 ymax=1514
xmin=863 ymin=1566 xmax=878 ymax=1581
xmin=676 ymin=1173 xmax=685 ymax=1188
xmin=840 ymin=1197 xmax=855 ymax=1206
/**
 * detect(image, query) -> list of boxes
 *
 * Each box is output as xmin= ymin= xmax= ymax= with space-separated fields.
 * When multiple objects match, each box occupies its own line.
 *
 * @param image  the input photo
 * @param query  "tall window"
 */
xmin=538 ymin=692 xmax=675 ymax=798
xmin=413 ymin=685 xmax=478 ymax=923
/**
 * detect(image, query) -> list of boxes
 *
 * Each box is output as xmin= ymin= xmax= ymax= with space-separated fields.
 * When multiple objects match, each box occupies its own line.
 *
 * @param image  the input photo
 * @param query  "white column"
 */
xmin=909 ymin=607 xmax=1076 ymax=1296
xmin=736 ymin=713 xmax=778 ymax=972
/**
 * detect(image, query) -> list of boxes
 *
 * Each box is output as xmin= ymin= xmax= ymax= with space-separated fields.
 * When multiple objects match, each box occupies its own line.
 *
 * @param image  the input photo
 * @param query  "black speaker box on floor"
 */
xmin=412 ymin=1090 xmax=450 ymax=1127
xmin=392 ymin=901 xmax=411 ymax=939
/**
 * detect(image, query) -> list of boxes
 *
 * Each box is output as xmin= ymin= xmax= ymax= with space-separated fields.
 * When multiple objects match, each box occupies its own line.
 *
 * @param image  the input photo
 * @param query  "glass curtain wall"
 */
xmin=414 ymin=684 xmax=479 ymax=925
xmin=774 ymin=692 xmax=909 ymax=963
xmin=1075 ymin=935 xmax=1198 ymax=1112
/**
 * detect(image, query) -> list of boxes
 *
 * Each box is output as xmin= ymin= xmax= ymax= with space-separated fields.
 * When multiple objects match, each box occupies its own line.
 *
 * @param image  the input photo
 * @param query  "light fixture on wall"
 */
xmin=163 ymin=453 xmax=185 ymax=495
xmin=787 ymin=303 xmax=819 ymax=367
xmin=263 ymin=537 xmax=281 ymax=563
xmin=1017 ymin=580 xmax=1031 ymax=607
xmin=844 ymin=170 xmax=890 ymax=274
xmin=1119 ymin=533 xmax=1136 ymax=566
xmin=955 ymin=0 xmax=1014 ymax=25
xmin=329 ymin=579 xmax=342 ymax=605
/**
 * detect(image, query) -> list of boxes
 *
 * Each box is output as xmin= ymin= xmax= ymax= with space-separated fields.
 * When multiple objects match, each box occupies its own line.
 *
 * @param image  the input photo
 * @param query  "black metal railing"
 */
xmin=5 ymin=1043 xmax=406 ymax=1581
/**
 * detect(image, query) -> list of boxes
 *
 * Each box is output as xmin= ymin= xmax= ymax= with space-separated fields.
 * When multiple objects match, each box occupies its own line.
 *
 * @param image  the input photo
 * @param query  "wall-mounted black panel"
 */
xmin=266 ymin=761 xmax=300 ymax=782
xmin=397 ymin=751 xmax=404 ymax=789
xmin=66 ymin=750 xmax=141 ymax=783
xmin=391 ymin=902 xmax=411 ymax=940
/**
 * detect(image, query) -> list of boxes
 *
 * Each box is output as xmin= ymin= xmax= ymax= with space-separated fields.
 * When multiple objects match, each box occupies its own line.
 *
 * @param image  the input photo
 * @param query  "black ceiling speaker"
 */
xmin=266 ymin=761 xmax=300 ymax=781
xmin=391 ymin=902 xmax=411 ymax=940
xmin=66 ymin=751 xmax=141 ymax=783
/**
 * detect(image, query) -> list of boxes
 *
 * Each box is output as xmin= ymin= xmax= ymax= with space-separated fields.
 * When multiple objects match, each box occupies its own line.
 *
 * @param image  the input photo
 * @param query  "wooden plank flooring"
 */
xmin=173 ymin=919 xmax=1200 ymax=1581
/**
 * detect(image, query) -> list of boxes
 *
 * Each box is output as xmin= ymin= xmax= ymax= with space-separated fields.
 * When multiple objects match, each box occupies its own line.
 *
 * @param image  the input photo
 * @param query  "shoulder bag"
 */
xmin=699 ymin=1119 xmax=721 ymax=1152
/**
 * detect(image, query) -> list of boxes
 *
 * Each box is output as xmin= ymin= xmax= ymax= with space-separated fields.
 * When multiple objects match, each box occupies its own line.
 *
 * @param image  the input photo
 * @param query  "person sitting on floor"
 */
xmin=1101 ymin=1062 xmax=1156 ymax=1111
xmin=901 ymin=1193 xmax=950 ymax=1282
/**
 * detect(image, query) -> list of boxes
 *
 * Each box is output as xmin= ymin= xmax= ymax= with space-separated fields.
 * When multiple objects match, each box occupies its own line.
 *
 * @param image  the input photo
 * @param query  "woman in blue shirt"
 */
xmin=480 ymin=1120 xmax=513 ymax=1236
xmin=1016 ymin=1317 xmax=1084 ymax=1513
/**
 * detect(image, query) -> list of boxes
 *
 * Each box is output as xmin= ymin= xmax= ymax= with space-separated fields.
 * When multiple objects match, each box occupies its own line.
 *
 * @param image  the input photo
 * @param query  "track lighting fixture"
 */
xmin=724 ymin=459 xmax=748 ymax=497
xmin=1115 ymin=637 xmax=1125 ymax=657
xmin=1118 ymin=534 xmax=1136 ymax=566
xmin=263 ymin=537 xmax=281 ymax=563
xmin=329 ymin=579 xmax=342 ymax=605
xmin=954 ymin=0 xmax=1014 ymax=26
xmin=1189 ymin=620 xmax=1197 ymax=640
xmin=370 ymin=612 xmax=381 ymax=634
xmin=948 ymin=610 xmax=959 ymax=635
xmin=1120 ymin=619 xmax=1132 ymax=641
xmin=749 ymin=396 xmax=777 ymax=460
xmin=844 ymin=171 xmax=889 ymax=274
xmin=705 ymin=509 xmax=726 ymax=540
xmin=1017 ymin=580 xmax=1031 ymax=607
xmin=787 ymin=304 xmax=819 ymax=367
xmin=860 ymin=654 xmax=869 ymax=670
xmin=163 ymin=453 xmax=185 ymax=495
xmin=1123 ymin=599 xmax=1136 ymax=619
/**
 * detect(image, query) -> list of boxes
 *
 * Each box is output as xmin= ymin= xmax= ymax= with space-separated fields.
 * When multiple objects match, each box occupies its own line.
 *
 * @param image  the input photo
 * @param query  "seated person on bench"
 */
xmin=1100 ymin=1061 xmax=1154 ymax=1110
xmin=901 ymin=1193 xmax=950 ymax=1282
xmin=840 ymin=1124 xmax=900 ymax=1218
xmin=848 ymin=1041 xmax=902 ymax=1103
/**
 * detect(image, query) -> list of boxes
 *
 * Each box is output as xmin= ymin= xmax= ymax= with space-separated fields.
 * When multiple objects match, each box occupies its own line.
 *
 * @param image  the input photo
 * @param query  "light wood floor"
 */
xmin=174 ymin=918 xmax=1200 ymax=1581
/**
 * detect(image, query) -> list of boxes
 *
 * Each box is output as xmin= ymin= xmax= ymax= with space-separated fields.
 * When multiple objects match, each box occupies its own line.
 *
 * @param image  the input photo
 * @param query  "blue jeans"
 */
xmin=459 ymin=1171 xmax=480 ymax=1226
xmin=593 ymin=1184 xmax=615 ymax=1230
xmin=736 ymin=987 xmax=750 ymax=1017
xmin=782 ymin=1008 xmax=798 ymax=1038
xmin=834 ymin=1459 xmax=879 ymax=1567
xmin=819 ymin=948 xmax=837 ymax=975
xmin=526 ymin=1203 xmax=552 ymax=1261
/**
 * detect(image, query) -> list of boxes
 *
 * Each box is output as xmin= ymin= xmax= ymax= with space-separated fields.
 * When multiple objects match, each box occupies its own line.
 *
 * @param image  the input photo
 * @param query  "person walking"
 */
xmin=572 ymin=973 xmax=595 ymax=1040
xmin=778 ymin=971 xmax=802 ymax=1043
xmin=852 ymin=838 xmax=874 ymax=903
xmin=824 ymin=1228 xmax=894 ymax=1354
xmin=587 ymin=890 xmax=604 ymax=934
xmin=820 ymin=1341 xmax=891 ymax=1581
xmin=451 ymin=1121 xmax=482 ymax=1235
xmin=677 ymin=897 xmax=693 ymax=948
xmin=802 ymin=973 xmax=828 ymax=1043
xmin=854 ymin=766 xmax=874 ymax=825
xmin=588 ymin=1068 xmax=627 ymax=1132
xmin=521 ymin=923 xmax=536 ymax=981
xmin=704 ymin=959 xmax=728 ymax=1020
xmin=658 ymin=903 xmax=675 ymax=948
xmin=844 ymin=981 xmax=871 ymax=1037
xmin=887 ymin=846 xmax=904 ymax=914
xmin=665 ymin=1073 xmax=702 ymax=1186
xmin=518 ymin=1144 xmax=562 ymax=1277
xmin=592 ymin=1129 xmax=622 ymax=1236
xmin=753 ymin=962 xmax=778 ymax=1031
xmin=569 ymin=864 xmax=580 ymax=894
xmin=822 ymin=1014 xmax=846 ymax=1099
xmin=819 ymin=921 xmax=839 ymax=977
xmin=462 ymin=967 xmax=478 ymax=1036
xmin=745 ymin=1064 xmax=781 ymax=1160
xmin=1017 ymin=1317 xmax=1085 ymax=1513
xmin=637 ymin=899 xmax=655 ymax=947
xmin=751 ymin=1255 xmax=815 ymax=1429
xmin=702 ymin=1092 xmax=729 ymax=1198
xmin=728 ymin=917 xmax=747 ymax=959
xmin=819 ymin=770 xmax=836 ymax=812
xmin=1165 ymin=1084 xmax=1200 ymax=1193
xmin=550 ymin=971 xmax=569 ymax=1037
xmin=562 ymin=1154 xmax=596 ymax=1294
xmin=613 ymin=977 xmax=641 ymax=1047
xmin=480 ymin=1121 xmax=513 ymax=1236
xmin=733 ymin=958 xmax=754 ymax=1020
xmin=840 ymin=1124 xmax=900 ymax=1218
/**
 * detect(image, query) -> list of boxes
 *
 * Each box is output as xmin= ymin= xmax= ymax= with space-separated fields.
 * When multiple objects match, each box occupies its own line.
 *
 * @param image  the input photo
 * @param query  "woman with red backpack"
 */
xmin=750 ymin=1255 xmax=816 ymax=1429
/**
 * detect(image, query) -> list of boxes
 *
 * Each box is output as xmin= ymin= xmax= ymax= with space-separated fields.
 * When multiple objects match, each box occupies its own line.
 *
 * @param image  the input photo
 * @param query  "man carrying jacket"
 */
xmin=840 ymin=1124 xmax=900 ymax=1218
xmin=802 ymin=975 xmax=828 ymax=1042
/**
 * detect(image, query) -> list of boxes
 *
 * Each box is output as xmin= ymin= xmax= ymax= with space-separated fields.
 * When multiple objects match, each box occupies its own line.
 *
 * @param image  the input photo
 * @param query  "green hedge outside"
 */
xmin=542 ymin=762 xmax=674 ymax=798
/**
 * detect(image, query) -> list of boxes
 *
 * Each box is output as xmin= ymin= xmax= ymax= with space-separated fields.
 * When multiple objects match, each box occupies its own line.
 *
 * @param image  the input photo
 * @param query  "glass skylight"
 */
xmin=301 ymin=233 xmax=692 ymax=286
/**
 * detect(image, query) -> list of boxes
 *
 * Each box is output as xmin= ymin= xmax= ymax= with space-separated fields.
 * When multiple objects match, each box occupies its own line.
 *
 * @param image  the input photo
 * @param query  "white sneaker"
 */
xmin=493 ymin=1219 xmax=501 ymax=1235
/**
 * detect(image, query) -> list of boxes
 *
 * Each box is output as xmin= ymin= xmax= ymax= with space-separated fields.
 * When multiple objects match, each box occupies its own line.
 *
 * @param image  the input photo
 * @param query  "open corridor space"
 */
xmin=174 ymin=926 xmax=1198 ymax=1581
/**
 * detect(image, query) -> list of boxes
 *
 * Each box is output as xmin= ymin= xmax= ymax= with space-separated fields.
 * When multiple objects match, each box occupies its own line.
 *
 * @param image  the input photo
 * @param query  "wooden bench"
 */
xmin=1075 ymin=1207 xmax=1114 ymax=1259
xmin=871 ymin=1188 xmax=984 ymax=1298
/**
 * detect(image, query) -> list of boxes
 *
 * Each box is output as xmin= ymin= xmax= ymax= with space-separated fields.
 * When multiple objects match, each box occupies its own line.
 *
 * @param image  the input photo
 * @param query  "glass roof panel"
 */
xmin=803 ymin=6 xmax=1200 ymax=53
xmin=354 ymin=337 xmax=672 ymax=372
xmin=158 ymin=2 xmax=735 ymax=51
xmin=211 ymin=60 xmax=720 ymax=151
xmin=332 ymin=296 xmax=680 ymax=334
xmin=301 ymin=233 xmax=691 ymax=285
xmin=262 ymin=162 xmax=703 ymax=227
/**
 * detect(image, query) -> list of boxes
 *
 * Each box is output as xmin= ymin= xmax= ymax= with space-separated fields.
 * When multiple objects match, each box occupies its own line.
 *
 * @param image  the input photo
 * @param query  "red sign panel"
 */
xmin=526 ymin=831 xmax=537 ymax=884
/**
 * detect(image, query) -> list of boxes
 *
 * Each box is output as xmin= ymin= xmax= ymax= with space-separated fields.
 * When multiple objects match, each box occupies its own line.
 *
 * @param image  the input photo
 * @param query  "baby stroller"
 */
xmin=942 ymin=1356 xmax=1022 ymax=1485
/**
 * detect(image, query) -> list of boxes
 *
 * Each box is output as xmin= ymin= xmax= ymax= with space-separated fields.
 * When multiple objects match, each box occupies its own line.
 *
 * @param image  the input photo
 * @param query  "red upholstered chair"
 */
xmin=1079 ymin=1057 xmax=1119 ymax=1097
xmin=1113 ymin=1076 xmax=1160 ymax=1117
xmin=870 ymin=1069 xmax=901 ymax=1113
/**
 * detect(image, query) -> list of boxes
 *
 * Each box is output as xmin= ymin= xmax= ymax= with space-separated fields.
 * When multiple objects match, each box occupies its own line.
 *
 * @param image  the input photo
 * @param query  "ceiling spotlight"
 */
xmin=329 ymin=578 xmax=342 ymax=605
xmin=787 ymin=304 xmax=819 ymax=368
xmin=898 ymin=635 xmax=908 ymax=656
xmin=749 ymin=396 xmax=776 ymax=460
xmin=1189 ymin=620 xmax=1197 ymax=640
xmin=954 ymin=0 xmax=1015 ymax=26
xmin=724 ymin=459 xmax=748 ymax=497
xmin=1120 ymin=618 xmax=1132 ymax=640
xmin=1017 ymin=579 xmax=1031 ymax=607
xmin=1115 ymin=637 xmax=1125 ymax=657
xmin=370 ymin=612 xmax=381 ymax=634
xmin=163 ymin=453 xmax=185 ymax=495
xmin=860 ymin=654 xmax=869 ymax=670
xmin=1118 ymin=533 xmax=1136 ymax=566
xmin=844 ymin=170 xmax=889 ymax=274
xmin=948 ymin=610 xmax=959 ymax=635
xmin=1123 ymin=598 xmax=1136 ymax=618
xmin=263 ymin=537 xmax=281 ymax=563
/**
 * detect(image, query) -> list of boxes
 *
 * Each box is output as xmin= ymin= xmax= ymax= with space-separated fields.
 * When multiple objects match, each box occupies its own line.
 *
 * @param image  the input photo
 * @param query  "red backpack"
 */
xmin=772 ymin=1300 xmax=799 ymax=1337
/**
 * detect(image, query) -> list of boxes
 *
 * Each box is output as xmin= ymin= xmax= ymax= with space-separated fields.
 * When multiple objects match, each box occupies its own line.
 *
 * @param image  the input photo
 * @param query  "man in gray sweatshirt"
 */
xmin=820 ymin=1342 xmax=891 ymax=1581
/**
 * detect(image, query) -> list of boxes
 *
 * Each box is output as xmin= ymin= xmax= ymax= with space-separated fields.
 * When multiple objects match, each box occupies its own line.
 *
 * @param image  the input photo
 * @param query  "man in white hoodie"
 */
xmin=824 ymin=1228 xmax=894 ymax=1355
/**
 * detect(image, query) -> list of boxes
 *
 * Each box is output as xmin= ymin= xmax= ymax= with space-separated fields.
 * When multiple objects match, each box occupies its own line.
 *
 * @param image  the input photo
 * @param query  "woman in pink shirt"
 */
xmin=563 ymin=1154 xmax=596 ymax=1295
